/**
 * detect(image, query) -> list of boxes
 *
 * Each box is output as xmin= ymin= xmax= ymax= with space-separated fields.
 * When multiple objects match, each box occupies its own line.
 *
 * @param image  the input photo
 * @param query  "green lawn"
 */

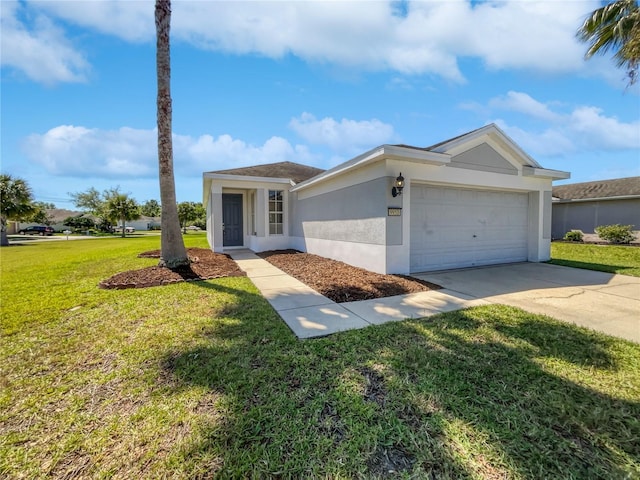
xmin=2 ymin=235 xmax=639 ymax=478
xmin=551 ymin=242 xmax=640 ymax=277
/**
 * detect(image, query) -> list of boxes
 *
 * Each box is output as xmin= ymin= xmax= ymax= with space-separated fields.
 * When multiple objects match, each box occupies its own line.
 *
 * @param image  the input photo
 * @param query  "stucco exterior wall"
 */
xmin=290 ymin=177 xmax=388 ymax=245
xmin=291 ymin=236 xmax=389 ymax=273
xmin=289 ymin=176 xmax=399 ymax=272
xmin=552 ymin=198 xmax=640 ymax=238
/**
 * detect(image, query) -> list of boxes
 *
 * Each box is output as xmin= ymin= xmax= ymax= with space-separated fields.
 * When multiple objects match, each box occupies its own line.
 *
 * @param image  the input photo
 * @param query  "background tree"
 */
xmin=0 ymin=174 xmax=36 ymax=246
xmin=34 ymin=201 xmax=55 ymax=210
xmin=106 ymin=193 xmax=141 ymax=237
xmin=70 ymin=186 xmax=135 ymax=233
xmin=28 ymin=202 xmax=56 ymax=226
xmin=156 ymin=0 xmax=189 ymax=268
xmin=70 ymin=187 xmax=112 ymax=232
xmin=70 ymin=187 xmax=103 ymax=214
xmin=141 ymin=199 xmax=161 ymax=217
xmin=177 ymin=201 xmax=197 ymax=233
xmin=192 ymin=202 xmax=206 ymax=230
xmin=577 ymin=0 xmax=640 ymax=85
xmin=63 ymin=215 xmax=96 ymax=232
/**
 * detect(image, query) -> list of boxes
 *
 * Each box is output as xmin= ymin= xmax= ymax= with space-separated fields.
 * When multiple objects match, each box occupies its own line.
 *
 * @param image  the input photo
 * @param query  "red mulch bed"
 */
xmin=258 ymin=250 xmax=440 ymax=303
xmin=99 ymin=247 xmax=440 ymax=301
xmin=99 ymin=248 xmax=245 ymax=289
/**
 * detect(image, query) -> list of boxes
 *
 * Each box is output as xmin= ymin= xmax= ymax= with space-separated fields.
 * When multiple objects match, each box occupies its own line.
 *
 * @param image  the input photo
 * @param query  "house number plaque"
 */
xmin=387 ymin=208 xmax=402 ymax=216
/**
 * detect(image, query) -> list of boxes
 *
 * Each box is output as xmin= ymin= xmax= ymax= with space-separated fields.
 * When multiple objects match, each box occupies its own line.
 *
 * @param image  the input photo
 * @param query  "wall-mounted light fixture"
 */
xmin=391 ymin=172 xmax=405 ymax=197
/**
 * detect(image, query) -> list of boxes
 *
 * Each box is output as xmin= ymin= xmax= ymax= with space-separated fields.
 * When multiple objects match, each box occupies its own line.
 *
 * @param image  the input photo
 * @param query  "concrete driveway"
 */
xmin=414 ymin=263 xmax=640 ymax=343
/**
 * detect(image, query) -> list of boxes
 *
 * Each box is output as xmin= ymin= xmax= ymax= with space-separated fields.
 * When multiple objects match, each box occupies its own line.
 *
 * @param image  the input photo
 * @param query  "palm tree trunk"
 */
xmin=156 ymin=0 xmax=189 ymax=268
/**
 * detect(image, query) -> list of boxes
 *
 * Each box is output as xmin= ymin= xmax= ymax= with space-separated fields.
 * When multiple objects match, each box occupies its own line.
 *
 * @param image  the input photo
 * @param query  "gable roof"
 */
xmin=292 ymin=123 xmax=568 ymax=192
xmin=553 ymin=177 xmax=640 ymax=201
xmin=208 ymin=161 xmax=325 ymax=184
xmin=421 ymin=124 xmax=489 ymax=151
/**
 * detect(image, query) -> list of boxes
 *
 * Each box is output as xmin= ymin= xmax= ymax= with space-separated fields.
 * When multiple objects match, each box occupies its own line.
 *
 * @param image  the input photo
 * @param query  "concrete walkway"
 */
xmin=228 ymin=250 xmax=485 ymax=339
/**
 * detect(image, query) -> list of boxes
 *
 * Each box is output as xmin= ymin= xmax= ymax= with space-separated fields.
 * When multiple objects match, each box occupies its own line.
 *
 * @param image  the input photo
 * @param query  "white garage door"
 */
xmin=410 ymin=185 xmax=529 ymax=272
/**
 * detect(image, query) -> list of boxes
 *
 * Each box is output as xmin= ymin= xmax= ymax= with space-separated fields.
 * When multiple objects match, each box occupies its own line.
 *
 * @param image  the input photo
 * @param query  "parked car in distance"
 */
xmin=113 ymin=226 xmax=135 ymax=233
xmin=186 ymin=225 xmax=201 ymax=231
xmin=19 ymin=226 xmax=54 ymax=236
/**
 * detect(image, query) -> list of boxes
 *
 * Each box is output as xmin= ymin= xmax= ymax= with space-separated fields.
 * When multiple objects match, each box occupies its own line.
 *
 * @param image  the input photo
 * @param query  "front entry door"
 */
xmin=222 ymin=194 xmax=243 ymax=246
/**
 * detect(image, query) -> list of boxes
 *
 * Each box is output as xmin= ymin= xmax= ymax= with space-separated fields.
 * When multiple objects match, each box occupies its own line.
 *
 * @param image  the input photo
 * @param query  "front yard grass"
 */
xmin=551 ymin=242 xmax=640 ymax=277
xmin=2 ymin=236 xmax=639 ymax=478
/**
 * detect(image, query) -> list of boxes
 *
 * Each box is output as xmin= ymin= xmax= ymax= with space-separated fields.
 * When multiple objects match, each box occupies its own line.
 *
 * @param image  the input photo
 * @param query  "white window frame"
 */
xmin=268 ymin=189 xmax=284 ymax=235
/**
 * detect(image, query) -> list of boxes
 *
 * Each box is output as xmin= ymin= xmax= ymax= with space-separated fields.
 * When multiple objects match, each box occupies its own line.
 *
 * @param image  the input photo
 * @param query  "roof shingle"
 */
xmin=553 ymin=177 xmax=640 ymax=200
xmin=208 ymin=161 xmax=324 ymax=184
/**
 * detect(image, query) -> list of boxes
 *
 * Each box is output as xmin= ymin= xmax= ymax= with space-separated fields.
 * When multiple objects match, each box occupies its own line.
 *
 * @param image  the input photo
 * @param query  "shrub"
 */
xmin=595 ymin=224 xmax=636 ymax=244
xmin=563 ymin=230 xmax=584 ymax=242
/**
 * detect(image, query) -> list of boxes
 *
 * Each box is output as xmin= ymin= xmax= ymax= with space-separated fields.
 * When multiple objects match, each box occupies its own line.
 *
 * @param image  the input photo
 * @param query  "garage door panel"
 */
xmin=410 ymin=185 xmax=528 ymax=272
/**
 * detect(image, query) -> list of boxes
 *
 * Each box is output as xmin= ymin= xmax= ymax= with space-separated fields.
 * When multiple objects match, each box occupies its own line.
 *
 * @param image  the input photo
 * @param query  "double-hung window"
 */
xmin=268 ymin=190 xmax=284 ymax=235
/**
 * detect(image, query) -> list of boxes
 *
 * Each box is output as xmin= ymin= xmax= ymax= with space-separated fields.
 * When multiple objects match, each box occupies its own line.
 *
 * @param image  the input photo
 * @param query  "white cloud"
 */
xmin=13 ymin=0 xmax=608 ymax=83
xmin=459 ymin=1 xmax=588 ymax=74
xmin=170 ymin=0 xmax=593 ymax=81
xmin=22 ymin=125 xmax=318 ymax=179
xmin=489 ymin=91 xmax=562 ymax=122
xmin=33 ymin=0 xmax=153 ymax=42
xmin=23 ymin=126 xmax=157 ymax=177
xmin=591 ymin=164 xmax=640 ymax=181
xmin=489 ymin=92 xmax=640 ymax=157
xmin=0 ymin=1 xmax=89 ymax=84
xmin=177 ymin=132 xmax=318 ymax=171
xmin=493 ymin=120 xmax=575 ymax=158
xmin=289 ymin=112 xmax=395 ymax=152
xmin=568 ymin=106 xmax=640 ymax=150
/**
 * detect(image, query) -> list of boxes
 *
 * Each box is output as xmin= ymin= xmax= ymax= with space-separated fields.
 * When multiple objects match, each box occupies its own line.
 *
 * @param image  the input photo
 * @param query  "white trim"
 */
xmin=203 ymin=172 xmax=293 ymax=184
xmin=221 ymin=191 xmax=246 ymax=248
xmin=291 ymin=145 xmax=450 ymax=193
xmin=267 ymin=188 xmax=286 ymax=236
xmin=203 ymin=174 xmax=292 ymax=207
xmin=553 ymin=195 xmax=640 ymax=203
xmin=431 ymin=123 xmax=543 ymax=169
xmin=523 ymin=166 xmax=571 ymax=180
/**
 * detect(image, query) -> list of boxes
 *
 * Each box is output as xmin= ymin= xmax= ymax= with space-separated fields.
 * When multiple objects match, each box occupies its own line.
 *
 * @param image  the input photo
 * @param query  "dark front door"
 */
xmin=222 ymin=194 xmax=243 ymax=246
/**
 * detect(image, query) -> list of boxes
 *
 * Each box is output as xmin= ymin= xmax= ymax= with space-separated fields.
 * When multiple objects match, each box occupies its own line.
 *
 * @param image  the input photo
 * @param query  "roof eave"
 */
xmin=553 ymin=194 xmax=640 ymax=203
xmin=523 ymin=166 xmax=571 ymax=180
xmin=203 ymin=173 xmax=294 ymax=206
xmin=291 ymin=145 xmax=450 ymax=192
xmin=203 ymin=172 xmax=293 ymax=183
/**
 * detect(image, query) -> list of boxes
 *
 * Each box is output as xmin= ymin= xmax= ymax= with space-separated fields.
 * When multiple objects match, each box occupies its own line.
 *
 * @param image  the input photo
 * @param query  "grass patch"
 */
xmin=2 ymin=236 xmax=639 ymax=478
xmin=550 ymin=242 xmax=640 ymax=277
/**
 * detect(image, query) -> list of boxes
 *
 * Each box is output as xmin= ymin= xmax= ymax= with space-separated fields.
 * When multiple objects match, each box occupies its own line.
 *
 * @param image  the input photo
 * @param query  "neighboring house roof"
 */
xmin=553 ymin=177 xmax=640 ymax=201
xmin=46 ymin=209 xmax=91 ymax=223
xmin=208 ymin=161 xmax=325 ymax=184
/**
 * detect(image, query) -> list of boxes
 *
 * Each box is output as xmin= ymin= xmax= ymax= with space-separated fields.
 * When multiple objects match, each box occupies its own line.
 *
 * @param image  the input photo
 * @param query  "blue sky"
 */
xmin=2 ymin=0 xmax=639 ymax=209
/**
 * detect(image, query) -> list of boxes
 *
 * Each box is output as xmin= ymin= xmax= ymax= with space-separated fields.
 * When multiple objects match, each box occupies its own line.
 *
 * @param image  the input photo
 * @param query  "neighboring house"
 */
xmin=552 ymin=177 xmax=640 ymax=238
xmin=13 ymin=209 xmax=91 ymax=233
xmin=14 ymin=210 xmax=161 ymax=232
xmin=123 ymin=216 xmax=161 ymax=231
xmin=203 ymin=124 xmax=570 ymax=274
